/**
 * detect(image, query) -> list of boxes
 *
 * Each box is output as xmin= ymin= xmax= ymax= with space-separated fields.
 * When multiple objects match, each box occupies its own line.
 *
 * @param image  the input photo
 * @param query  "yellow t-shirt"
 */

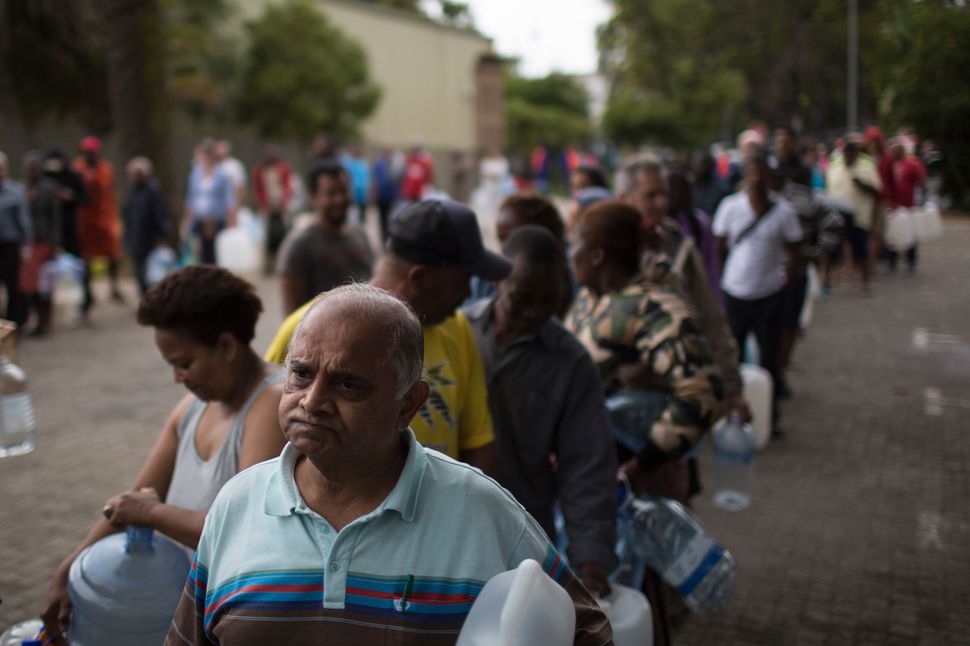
xmin=264 ymin=305 xmax=494 ymax=459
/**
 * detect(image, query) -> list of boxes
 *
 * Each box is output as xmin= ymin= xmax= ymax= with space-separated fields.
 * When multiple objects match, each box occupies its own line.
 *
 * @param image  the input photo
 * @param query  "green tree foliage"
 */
xmin=164 ymin=0 xmax=241 ymax=119
xmin=598 ymin=0 xmax=887 ymax=148
xmin=236 ymin=0 xmax=381 ymax=141
xmin=1 ymin=1 xmax=112 ymax=132
xmin=598 ymin=1 xmax=745 ymax=148
xmin=875 ymin=0 xmax=970 ymax=203
xmin=505 ymin=73 xmax=592 ymax=156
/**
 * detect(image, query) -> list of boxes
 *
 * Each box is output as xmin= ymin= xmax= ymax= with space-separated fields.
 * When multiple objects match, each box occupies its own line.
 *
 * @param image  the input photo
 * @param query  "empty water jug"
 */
xmin=739 ymin=363 xmax=772 ymax=450
xmin=711 ymin=412 xmax=757 ymax=511
xmin=68 ymin=526 xmax=190 ymax=646
xmin=215 ymin=225 xmax=259 ymax=273
xmin=596 ymin=584 xmax=653 ymax=646
xmin=0 ymin=349 xmax=37 ymax=458
xmin=457 ymin=558 xmax=575 ymax=646
xmin=0 ymin=618 xmax=43 ymax=646
xmin=913 ymin=202 xmax=943 ymax=241
xmin=52 ymin=253 xmax=84 ymax=328
xmin=145 ymin=246 xmax=177 ymax=288
xmin=885 ymin=208 xmax=916 ymax=251
xmin=614 ymin=492 xmax=735 ymax=613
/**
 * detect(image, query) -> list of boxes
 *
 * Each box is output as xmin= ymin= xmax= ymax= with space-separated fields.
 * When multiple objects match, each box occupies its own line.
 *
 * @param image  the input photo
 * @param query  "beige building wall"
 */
xmin=237 ymin=0 xmax=495 ymax=152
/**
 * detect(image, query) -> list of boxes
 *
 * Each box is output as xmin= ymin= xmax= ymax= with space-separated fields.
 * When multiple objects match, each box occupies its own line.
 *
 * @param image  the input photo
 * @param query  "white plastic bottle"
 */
xmin=711 ymin=411 xmax=757 ymax=511
xmin=0 ymin=618 xmax=43 ymax=646
xmin=0 ymin=353 xmax=37 ymax=457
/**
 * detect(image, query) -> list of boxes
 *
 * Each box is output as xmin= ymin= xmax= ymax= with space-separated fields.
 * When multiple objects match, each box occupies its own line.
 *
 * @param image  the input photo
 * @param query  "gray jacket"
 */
xmin=0 ymin=179 xmax=32 ymax=244
xmin=463 ymin=298 xmax=618 ymax=571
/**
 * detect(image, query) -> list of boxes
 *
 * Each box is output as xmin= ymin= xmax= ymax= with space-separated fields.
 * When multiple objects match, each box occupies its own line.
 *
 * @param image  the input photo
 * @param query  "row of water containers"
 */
xmin=3 ymin=503 xmax=732 ymax=646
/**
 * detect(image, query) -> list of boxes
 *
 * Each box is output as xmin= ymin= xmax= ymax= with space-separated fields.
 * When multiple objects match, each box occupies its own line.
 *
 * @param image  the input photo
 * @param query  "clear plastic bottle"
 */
xmin=0 ymin=618 xmax=43 ymax=646
xmin=711 ymin=411 xmax=756 ymax=511
xmin=616 ymin=492 xmax=735 ymax=613
xmin=0 ymin=352 xmax=37 ymax=458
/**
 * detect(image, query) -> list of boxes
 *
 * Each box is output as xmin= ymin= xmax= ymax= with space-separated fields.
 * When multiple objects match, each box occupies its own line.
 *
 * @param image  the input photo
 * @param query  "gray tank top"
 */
xmin=165 ymin=370 xmax=285 ymax=513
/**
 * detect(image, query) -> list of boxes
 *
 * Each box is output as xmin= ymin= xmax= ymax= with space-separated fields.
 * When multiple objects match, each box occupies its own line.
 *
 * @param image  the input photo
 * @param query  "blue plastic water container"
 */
xmin=67 ymin=526 xmax=190 ymax=646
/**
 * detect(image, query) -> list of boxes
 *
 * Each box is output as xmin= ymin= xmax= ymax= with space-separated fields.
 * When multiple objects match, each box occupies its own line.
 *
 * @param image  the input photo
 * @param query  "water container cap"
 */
xmin=21 ymin=641 xmax=43 ymax=646
xmin=68 ymin=526 xmax=190 ymax=634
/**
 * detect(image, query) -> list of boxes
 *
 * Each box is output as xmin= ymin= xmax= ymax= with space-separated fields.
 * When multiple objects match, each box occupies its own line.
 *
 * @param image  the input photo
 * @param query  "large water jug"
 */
xmin=596 ymin=584 xmax=653 ymax=646
xmin=52 ymin=253 xmax=84 ymax=329
xmin=0 ymin=618 xmax=43 ymax=646
xmin=885 ymin=208 xmax=916 ymax=251
xmin=0 ymin=351 xmax=37 ymax=458
xmin=615 ymin=494 xmax=735 ymax=613
xmin=145 ymin=246 xmax=177 ymax=288
xmin=215 ymin=225 xmax=259 ymax=273
xmin=711 ymin=412 xmax=757 ymax=511
xmin=740 ymin=363 xmax=772 ymax=450
xmin=913 ymin=202 xmax=943 ymax=242
xmin=68 ymin=526 xmax=190 ymax=646
xmin=457 ymin=558 xmax=575 ymax=646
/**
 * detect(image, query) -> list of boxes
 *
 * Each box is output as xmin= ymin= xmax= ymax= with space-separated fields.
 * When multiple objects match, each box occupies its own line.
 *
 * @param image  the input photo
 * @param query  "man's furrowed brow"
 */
xmin=328 ymin=368 xmax=375 ymax=386
xmin=288 ymin=357 xmax=312 ymax=373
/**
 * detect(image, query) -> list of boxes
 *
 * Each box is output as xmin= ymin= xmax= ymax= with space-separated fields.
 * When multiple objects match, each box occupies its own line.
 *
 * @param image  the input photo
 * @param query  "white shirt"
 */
xmin=712 ymin=192 xmax=802 ymax=300
xmin=825 ymin=157 xmax=882 ymax=230
xmin=220 ymin=157 xmax=247 ymax=190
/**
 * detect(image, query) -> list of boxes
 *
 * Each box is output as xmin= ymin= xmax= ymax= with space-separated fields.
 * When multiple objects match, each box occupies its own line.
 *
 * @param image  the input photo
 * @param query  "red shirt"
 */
xmin=401 ymin=154 xmax=433 ymax=200
xmin=890 ymin=156 xmax=926 ymax=208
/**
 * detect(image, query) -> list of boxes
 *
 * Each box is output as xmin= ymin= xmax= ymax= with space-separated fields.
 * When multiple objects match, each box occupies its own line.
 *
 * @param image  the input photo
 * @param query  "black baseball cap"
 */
xmin=387 ymin=200 xmax=512 ymax=281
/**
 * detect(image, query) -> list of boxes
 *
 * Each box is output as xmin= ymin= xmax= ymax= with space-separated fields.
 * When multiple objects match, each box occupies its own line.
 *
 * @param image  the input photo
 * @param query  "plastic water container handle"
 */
xmin=499 ymin=559 xmax=542 ymax=644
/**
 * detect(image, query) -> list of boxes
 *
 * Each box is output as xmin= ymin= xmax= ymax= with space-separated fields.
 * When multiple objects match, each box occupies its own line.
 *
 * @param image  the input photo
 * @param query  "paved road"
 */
xmin=678 ymin=218 xmax=970 ymax=645
xmin=1 ymin=220 xmax=968 ymax=644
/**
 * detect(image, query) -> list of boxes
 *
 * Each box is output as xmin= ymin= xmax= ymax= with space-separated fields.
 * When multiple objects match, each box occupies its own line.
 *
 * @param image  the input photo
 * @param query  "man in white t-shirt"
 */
xmin=713 ymin=154 xmax=801 ymax=435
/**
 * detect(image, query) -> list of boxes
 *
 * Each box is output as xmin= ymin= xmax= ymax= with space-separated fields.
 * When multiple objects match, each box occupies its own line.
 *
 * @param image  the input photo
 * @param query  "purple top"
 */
xmin=673 ymin=208 xmax=725 ymax=307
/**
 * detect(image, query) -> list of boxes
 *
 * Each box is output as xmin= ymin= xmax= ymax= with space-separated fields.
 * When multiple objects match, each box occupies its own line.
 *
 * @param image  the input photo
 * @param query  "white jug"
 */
xmin=596 ymin=584 xmax=653 ymax=646
xmin=215 ymin=225 xmax=259 ymax=274
xmin=885 ymin=208 xmax=916 ymax=251
xmin=913 ymin=203 xmax=943 ymax=242
xmin=740 ymin=363 xmax=773 ymax=450
xmin=457 ymin=559 xmax=574 ymax=646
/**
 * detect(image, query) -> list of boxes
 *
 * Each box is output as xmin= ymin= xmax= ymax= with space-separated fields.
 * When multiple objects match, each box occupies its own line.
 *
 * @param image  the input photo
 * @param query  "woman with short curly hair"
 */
xmin=40 ymin=265 xmax=286 ymax=643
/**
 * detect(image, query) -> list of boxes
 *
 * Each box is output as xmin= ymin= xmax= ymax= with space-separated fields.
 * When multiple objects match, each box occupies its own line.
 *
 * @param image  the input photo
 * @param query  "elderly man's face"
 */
xmin=280 ymin=305 xmax=424 ymax=465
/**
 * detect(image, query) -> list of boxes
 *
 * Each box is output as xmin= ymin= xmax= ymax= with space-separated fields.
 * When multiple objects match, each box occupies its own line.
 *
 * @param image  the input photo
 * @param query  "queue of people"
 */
xmin=18 ymin=121 xmax=938 ymax=645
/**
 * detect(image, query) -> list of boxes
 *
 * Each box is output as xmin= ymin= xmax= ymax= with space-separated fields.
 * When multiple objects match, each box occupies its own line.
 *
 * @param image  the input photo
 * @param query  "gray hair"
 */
xmin=615 ymin=155 xmax=667 ymax=197
xmin=127 ymin=156 xmax=153 ymax=176
xmin=286 ymin=283 xmax=424 ymax=399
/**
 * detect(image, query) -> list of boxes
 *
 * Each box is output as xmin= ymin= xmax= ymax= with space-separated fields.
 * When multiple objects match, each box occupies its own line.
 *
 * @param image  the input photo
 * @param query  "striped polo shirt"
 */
xmin=166 ymin=431 xmax=612 ymax=645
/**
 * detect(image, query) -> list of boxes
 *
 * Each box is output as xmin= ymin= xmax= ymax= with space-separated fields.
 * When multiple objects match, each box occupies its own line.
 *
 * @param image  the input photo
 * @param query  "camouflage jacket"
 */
xmin=566 ymin=277 xmax=725 ymax=469
xmin=640 ymin=218 xmax=743 ymax=399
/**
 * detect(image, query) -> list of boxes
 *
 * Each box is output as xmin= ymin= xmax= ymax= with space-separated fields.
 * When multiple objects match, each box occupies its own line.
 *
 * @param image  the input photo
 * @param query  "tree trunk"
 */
xmin=100 ymin=0 xmax=176 ymax=225
xmin=0 ymin=0 xmax=29 ymax=157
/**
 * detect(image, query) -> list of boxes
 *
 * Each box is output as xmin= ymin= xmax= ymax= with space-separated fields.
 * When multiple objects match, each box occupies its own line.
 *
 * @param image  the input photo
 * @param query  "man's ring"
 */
xmin=102 ymin=504 xmax=114 ymax=520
